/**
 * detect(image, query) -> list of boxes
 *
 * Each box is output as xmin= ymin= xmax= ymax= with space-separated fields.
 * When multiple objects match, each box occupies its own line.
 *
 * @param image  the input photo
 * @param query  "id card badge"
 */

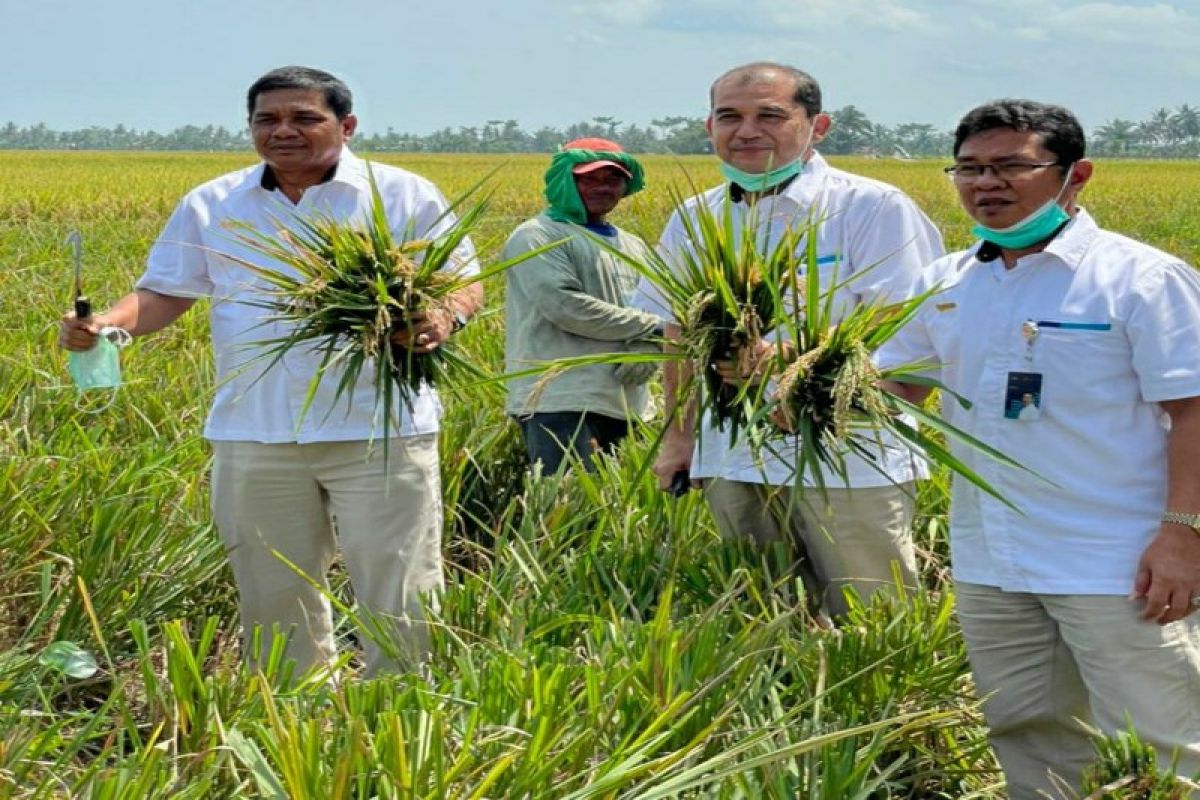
xmin=1005 ymin=372 xmax=1043 ymax=421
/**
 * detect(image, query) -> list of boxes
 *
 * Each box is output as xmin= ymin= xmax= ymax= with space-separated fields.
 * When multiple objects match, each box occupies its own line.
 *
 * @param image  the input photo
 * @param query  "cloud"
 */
xmin=957 ymin=1 xmax=1197 ymax=48
xmin=569 ymin=0 xmax=938 ymax=35
xmin=1012 ymin=26 xmax=1050 ymax=41
xmin=565 ymin=30 xmax=611 ymax=46
xmin=1042 ymin=2 xmax=1198 ymax=46
xmin=770 ymin=0 xmax=937 ymax=34
xmin=570 ymin=0 xmax=665 ymax=26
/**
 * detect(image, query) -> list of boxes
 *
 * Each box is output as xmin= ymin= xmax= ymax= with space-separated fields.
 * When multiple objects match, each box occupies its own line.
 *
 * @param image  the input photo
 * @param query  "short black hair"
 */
xmin=246 ymin=66 xmax=353 ymax=120
xmin=953 ymin=99 xmax=1086 ymax=165
xmin=710 ymin=62 xmax=822 ymax=118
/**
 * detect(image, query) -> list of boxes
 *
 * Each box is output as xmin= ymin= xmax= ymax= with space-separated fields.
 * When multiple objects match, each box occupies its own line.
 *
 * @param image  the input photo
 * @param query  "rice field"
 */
xmin=3 ymin=151 xmax=1200 ymax=798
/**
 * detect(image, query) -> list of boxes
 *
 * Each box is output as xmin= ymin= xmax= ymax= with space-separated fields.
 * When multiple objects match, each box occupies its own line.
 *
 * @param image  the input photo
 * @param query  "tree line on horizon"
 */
xmin=3 ymin=104 xmax=1199 ymax=158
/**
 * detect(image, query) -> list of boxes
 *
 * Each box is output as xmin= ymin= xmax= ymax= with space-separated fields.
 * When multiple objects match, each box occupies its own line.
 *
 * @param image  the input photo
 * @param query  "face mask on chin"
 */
xmin=972 ymin=165 xmax=1076 ymax=250
xmin=718 ymin=125 xmax=816 ymax=192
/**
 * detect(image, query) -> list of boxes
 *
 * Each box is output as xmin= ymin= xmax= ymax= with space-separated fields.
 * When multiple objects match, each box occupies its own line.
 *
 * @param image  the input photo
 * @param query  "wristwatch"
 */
xmin=1162 ymin=511 xmax=1200 ymax=535
xmin=451 ymin=309 xmax=470 ymax=334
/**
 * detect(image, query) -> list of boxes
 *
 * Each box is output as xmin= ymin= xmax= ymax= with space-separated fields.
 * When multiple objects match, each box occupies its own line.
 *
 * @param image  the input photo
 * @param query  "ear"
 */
xmin=1068 ymin=158 xmax=1093 ymax=191
xmin=341 ymin=114 xmax=358 ymax=140
xmin=810 ymin=113 xmax=832 ymax=145
xmin=704 ymin=115 xmax=713 ymax=135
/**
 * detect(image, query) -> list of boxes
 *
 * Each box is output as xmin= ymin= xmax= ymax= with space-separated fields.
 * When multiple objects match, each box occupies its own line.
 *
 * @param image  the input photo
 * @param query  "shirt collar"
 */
xmin=974 ymin=207 xmax=1099 ymax=270
xmin=260 ymin=161 xmax=338 ymax=190
xmin=1041 ymin=208 xmax=1099 ymax=269
xmin=236 ymin=146 xmax=369 ymax=194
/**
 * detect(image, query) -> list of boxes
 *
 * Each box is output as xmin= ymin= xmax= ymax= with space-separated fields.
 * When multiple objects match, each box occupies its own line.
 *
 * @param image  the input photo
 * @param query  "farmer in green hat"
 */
xmin=503 ymin=138 xmax=663 ymax=472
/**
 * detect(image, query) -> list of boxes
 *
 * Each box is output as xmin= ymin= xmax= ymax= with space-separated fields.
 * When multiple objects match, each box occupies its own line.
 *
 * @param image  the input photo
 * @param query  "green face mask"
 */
xmin=971 ymin=167 xmax=1074 ymax=250
xmin=718 ymin=125 xmax=815 ymax=192
xmin=68 ymin=327 xmax=130 ymax=391
xmin=719 ymin=158 xmax=803 ymax=192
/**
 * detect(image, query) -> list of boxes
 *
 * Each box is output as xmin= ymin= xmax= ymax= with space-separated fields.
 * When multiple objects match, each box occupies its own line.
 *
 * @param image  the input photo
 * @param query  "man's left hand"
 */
xmin=390 ymin=308 xmax=454 ymax=354
xmin=1133 ymin=524 xmax=1200 ymax=624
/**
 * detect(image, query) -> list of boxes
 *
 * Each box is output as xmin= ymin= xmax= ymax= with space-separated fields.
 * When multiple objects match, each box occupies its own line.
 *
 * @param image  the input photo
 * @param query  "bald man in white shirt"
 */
xmin=633 ymin=62 xmax=944 ymax=620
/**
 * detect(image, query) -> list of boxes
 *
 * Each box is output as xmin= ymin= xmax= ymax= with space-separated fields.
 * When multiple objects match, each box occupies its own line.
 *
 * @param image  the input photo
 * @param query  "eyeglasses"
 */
xmin=943 ymin=161 xmax=1060 ymax=183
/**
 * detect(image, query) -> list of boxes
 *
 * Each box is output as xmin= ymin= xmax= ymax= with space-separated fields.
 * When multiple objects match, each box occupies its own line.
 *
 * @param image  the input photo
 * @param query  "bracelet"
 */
xmin=1162 ymin=511 xmax=1200 ymax=535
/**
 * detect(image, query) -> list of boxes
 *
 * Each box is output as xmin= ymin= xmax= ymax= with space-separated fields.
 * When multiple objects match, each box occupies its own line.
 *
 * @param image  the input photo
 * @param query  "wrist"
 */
xmin=663 ymin=426 xmax=694 ymax=446
xmin=1162 ymin=511 xmax=1200 ymax=537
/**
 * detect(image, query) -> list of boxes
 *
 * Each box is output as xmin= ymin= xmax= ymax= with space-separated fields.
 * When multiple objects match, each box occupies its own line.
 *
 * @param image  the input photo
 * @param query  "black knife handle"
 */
xmin=669 ymin=470 xmax=692 ymax=497
xmin=75 ymin=296 xmax=91 ymax=320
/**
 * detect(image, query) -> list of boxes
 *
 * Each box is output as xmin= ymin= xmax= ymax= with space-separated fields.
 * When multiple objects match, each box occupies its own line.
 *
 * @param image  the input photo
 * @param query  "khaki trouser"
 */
xmin=211 ymin=436 xmax=443 ymax=677
xmin=956 ymin=582 xmax=1200 ymax=799
xmin=703 ymin=478 xmax=918 ymax=617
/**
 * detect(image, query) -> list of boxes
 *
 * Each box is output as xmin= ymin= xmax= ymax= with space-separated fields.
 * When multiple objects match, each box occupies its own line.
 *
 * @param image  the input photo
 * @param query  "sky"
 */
xmin=2 ymin=0 xmax=1196 ymax=136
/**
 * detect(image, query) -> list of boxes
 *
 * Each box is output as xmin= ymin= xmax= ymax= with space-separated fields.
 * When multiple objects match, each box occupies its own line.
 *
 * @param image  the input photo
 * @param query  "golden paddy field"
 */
xmin=2 ymin=152 xmax=1199 ymax=798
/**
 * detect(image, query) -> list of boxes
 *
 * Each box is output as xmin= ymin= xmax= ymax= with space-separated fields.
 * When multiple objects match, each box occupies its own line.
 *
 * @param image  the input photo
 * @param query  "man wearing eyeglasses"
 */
xmin=879 ymin=99 xmax=1200 ymax=796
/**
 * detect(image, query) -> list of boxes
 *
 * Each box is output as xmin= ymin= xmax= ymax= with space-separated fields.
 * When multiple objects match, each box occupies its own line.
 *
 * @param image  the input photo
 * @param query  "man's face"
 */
xmin=250 ymin=88 xmax=356 ymax=176
xmin=953 ymin=127 xmax=1089 ymax=229
xmin=574 ymin=167 xmax=629 ymax=220
xmin=707 ymin=72 xmax=829 ymax=173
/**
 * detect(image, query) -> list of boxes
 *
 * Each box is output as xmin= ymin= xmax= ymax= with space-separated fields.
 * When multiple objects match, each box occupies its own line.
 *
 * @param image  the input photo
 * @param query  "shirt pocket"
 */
xmin=1032 ymin=319 xmax=1134 ymax=408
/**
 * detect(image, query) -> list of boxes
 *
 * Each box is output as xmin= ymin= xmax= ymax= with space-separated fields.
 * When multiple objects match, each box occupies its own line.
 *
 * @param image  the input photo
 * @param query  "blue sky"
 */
xmin=2 ymin=0 xmax=1195 ymax=134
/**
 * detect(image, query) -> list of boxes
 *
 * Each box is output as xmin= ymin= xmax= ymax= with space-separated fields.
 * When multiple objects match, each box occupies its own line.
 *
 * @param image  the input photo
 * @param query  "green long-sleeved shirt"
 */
xmin=504 ymin=213 xmax=661 ymax=419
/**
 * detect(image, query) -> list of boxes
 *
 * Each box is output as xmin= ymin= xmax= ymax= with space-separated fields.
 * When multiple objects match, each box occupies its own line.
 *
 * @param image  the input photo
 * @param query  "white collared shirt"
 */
xmin=631 ymin=152 xmax=944 ymax=487
xmin=876 ymin=209 xmax=1200 ymax=594
xmin=136 ymin=148 xmax=478 ymax=443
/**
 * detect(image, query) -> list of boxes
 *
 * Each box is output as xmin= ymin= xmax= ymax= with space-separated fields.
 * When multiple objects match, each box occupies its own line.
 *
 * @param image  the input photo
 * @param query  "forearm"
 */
xmin=536 ymin=291 xmax=660 ymax=341
xmin=97 ymin=289 xmax=195 ymax=337
xmin=1162 ymin=396 xmax=1200 ymax=516
xmin=663 ymin=324 xmax=697 ymax=436
xmin=446 ymin=282 xmax=484 ymax=321
xmin=880 ymin=377 xmax=933 ymax=406
xmin=1132 ymin=394 xmax=1200 ymax=623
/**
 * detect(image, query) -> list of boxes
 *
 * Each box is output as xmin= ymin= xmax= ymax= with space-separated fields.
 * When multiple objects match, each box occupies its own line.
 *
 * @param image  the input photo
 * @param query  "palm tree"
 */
xmin=893 ymin=123 xmax=941 ymax=156
xmin=1170 ymin=104 xmax=1200 ymax=142
xmin=1094 ymin=118 xmax=1139 ymax=156
xmin=823 ymin=105 xmax=874 ymax=155
xmin=1135 ymin=107 xmax=1175 ymax=151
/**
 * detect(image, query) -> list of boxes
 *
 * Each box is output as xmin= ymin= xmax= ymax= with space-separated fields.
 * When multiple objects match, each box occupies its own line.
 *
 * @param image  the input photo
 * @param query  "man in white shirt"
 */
xmin=58 ymin=66 xmax=481 ymax=677
xmin=879 ymin=99 xmax=1200 ymax=796
xmin=633 ymin=62 xmax=943 ymax=619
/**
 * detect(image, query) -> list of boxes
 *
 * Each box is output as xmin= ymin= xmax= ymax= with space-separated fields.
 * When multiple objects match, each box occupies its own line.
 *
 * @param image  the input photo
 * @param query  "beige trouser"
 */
xmin=211 ymin=436 xmax=443 ymax=677
xmin=703 ymin=478 xmax=918 ymax=617
xmin=956 ymin=582 xmax=1200 ymax=799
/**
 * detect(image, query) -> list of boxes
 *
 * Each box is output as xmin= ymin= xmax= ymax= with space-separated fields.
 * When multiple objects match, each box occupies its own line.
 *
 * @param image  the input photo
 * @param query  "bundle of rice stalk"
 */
xmin=761 ymin=235 xmax=1028 ymax=503
xmin=219 ymin=165 xmax=561 ymax=447
xmin=597 ymin=184 xmax=1026 ymax=505
xmin=611 ymin=186 xmax=806 ymax=446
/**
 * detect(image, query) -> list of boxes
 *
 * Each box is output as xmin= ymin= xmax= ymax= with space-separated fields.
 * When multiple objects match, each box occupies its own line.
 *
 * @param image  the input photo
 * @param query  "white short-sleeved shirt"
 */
xmin=136 ymin=148 xmax=478 ymax=443
xmin=631 ymin=152 xmax=945 ymax=487
xmin=876 ymin=209 xmax=1200 ymax=594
